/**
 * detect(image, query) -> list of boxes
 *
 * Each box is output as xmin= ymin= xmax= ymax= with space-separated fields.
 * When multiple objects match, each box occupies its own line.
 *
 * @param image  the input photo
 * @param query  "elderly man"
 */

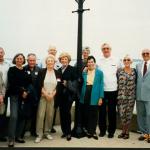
xmin=40 ymin=45 xmax=61 ymax=70
xmin=98 ymin=43 xmax=120 ymax=138
xmin=82 ymin=46 xmax=90 ymax=70
xmin=136 ymin=49 xmax=150 ymax=143
xmin=21 ymin=53 xmax=41 ymax=137
xmin=0 ymin=47 xmax=11 ymax=141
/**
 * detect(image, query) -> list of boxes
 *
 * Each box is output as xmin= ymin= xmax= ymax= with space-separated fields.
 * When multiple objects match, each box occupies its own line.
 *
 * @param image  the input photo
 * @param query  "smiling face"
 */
xmin=142 ymin=49 xmax=150 ymax=62
xmin=82 ymin=50 xmax=90 ymax=60
xmin=123 ymin=55 xmax=132 ymax=68
xmin=48 ymin=48 xmax=57 ymax=56
xmin=101 ymin=44 xmax=111 ymax=58
xmin=0 ymin=48 xmax=5 ymax=62
xmin=87 ymin=57 xmax=96 ymax=71
xmin=46 ymin=57 xmax=55 ymax=70
xmin=15 ymin=55 xmax=25 ymax=67
xmin=27 ymin=54 xmax=37 ymax=69
xmin=60 ymin=56 xmax=69 ymax=67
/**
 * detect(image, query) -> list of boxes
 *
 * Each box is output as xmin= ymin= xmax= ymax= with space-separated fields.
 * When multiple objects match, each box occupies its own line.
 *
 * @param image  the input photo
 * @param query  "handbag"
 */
xmin=0 ymin=103 xmax=5 ymax=115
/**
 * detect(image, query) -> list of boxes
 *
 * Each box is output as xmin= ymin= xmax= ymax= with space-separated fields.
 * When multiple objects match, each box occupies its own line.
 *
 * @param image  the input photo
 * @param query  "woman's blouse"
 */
xmin=87 ymin=69 xmax=95 ymax=85
xmin=7 ymin=66 xmax=31 ymax=95
xmin=117 ymin=68 xmax=136 ymax=101
xmin=44 ymin=70 xmax=57 ymax=93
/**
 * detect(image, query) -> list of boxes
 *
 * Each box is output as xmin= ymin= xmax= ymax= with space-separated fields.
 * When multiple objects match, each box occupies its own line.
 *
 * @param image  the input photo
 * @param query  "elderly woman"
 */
xmin=35 ymin=54 xmax=61 ymax=143
xmin=80 ymin=56 xmax=104 ymax=140
xmin=57 ymin=52 xmax=77 ymax=141
xmin=117 ymin=55 xmax=136 ymax=139
xmin=7 ymin=53 xmax=32 ymax=147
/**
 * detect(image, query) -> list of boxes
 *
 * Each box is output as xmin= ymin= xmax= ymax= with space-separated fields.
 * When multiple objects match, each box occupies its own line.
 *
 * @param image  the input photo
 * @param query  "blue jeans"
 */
xmin=8 ymin=95 xmax=25 ymax=140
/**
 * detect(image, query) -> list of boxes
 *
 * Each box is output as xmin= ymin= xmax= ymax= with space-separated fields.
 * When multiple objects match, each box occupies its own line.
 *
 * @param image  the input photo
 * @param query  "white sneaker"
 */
xmin=34 ymin=137 xmax=42 ymax=143
xmin=45 ymin=134 xmax=53 ymax=140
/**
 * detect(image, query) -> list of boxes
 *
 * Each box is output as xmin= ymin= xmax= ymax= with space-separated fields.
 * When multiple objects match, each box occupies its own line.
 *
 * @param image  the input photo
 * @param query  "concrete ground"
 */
xmin=0 ymin=125 xmax=149 ymax=148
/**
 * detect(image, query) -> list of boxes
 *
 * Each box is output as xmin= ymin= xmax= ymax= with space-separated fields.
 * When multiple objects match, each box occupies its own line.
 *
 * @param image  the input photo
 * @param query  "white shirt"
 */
xmin=141 ymin=60 xmax=150 ymax=76
xmin=44 ymin=70 xmax=57 ymax=92
xmin=0 ymin=60 xmax=11 ymax=85
xmin=98 ymin=56 xmax=121 ymax=91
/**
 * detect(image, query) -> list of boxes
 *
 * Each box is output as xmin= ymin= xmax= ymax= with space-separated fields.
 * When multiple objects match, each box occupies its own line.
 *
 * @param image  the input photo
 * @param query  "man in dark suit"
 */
xmin=22 ymin=53 xmax=41 ymax=137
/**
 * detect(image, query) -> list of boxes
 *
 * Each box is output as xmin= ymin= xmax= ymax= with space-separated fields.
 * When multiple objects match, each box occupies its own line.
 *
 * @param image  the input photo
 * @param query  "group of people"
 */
xmin=0 ymin=43 xmax=150 ymax=147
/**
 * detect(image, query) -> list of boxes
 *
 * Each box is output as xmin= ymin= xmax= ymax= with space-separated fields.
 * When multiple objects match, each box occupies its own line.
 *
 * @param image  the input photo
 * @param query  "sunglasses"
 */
xmin=142 ymin=52 xmax=150 ymax=56
xmin=123 ymin=59 xmax=131 ymax=62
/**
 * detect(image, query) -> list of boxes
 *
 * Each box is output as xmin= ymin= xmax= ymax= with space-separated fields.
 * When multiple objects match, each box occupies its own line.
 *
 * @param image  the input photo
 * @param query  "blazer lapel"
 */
xmin=93 ymin=69 xmax=98 ymax=85
xmin=138 ymin=63 xmax=143 ymax=77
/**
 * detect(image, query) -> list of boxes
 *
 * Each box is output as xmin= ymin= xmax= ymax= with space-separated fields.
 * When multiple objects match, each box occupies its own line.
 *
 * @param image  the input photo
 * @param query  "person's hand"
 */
xmin=46 ymin=90 xmax=56 ymax=101
xmin=62 ymin=80 xmax=67 ymax=87
xmin=41 ymin=88 xmax=47 ymax=97
xmin=0 ymin=95 xmax=4 ymax=105
xmin=22 ymin=91 xmax=28 ymax=99
xmin=98 ymin=98 xmax=103 ymax=106
xmin=52 ymin=89 xmax=56 ymax=97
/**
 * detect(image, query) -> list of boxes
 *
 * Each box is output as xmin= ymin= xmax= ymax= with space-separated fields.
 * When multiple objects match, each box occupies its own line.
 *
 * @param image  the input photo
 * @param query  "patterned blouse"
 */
xmin=117 ymin=68 xmax=136 ymax=101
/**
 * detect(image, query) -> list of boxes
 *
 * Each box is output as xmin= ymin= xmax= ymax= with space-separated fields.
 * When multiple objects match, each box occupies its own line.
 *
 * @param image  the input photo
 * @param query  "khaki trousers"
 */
xmin=36 ymin=97 xmax=54 ymax=137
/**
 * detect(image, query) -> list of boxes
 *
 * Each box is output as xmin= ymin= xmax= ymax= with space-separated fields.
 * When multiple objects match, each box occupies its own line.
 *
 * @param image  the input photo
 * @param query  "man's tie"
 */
xmin=143 ymin=61 xmax=147 ymax=76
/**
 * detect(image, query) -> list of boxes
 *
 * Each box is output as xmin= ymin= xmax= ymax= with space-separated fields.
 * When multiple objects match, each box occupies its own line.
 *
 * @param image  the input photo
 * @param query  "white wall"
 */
xmin=0 ymin=0 xmax=150 ymax=61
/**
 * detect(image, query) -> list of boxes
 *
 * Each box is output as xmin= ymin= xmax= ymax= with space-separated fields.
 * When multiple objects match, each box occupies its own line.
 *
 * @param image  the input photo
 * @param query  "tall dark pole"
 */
xmin=72 ymin=0 xmax=89 ymax=138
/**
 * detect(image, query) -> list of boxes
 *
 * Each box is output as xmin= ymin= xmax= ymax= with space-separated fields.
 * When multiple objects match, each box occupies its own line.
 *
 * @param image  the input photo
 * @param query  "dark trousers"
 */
xmin=21 ymin=104 xmax=38 ymax=138
xmin=80 ymin=103 xmax=98 ymax=135
xmin=0 ymin=115 xmax=8 ymax=138
xmin=99 ymin=91 xmax=117 ymax=135
xmin=59 ymin=99 xmax=73 ymax=135
xmin=30 ymin=105 xmax=38 ymax=134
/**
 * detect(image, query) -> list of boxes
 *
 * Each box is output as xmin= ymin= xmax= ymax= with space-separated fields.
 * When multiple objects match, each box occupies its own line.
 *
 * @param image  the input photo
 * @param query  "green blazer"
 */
xmin=80 ymin=68 xmax=104 ymax=105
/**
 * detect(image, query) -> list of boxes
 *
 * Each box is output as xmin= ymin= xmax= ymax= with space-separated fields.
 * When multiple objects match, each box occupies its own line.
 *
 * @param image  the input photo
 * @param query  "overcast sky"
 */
xmin=0 ymin=0 xmax=150 ymax=61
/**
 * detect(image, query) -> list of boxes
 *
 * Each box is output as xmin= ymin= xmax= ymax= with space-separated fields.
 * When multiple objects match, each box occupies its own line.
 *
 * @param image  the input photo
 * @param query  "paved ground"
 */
xmin=0 ymin=125 xmax=150 ymax=148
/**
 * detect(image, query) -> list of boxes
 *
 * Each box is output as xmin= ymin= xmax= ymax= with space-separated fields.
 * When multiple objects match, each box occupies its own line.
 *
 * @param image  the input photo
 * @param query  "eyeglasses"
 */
xmin=123 ymin=59 xmax=131 ymax=62
xmin=142 ymin=52 xmax=150 ymax=56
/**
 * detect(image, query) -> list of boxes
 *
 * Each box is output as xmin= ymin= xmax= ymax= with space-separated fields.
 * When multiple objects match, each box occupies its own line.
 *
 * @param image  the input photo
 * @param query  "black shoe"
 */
xmin=51 ymin=128 xmax=56 ymax=133
xmin=0 ymin=137 xmax=7 ymax=142
xmin=86 ymin=133 xmax=92 ymax=138
xmin=108 ymin=134 xmax=114 ymax=138
xmin=61 ymin=134 xmax=66 ymax=138
xmin=15 ymin=138 xmax=25 ymax=143
xmin=99 ymin=132 xmax=105 ymax=137
xmin=138 ymin=135 xmax=146 ymax=141
xmin=66 ymin=135 xmax=71 ymax=141
xmin=93 ymin=134 xmax=98 ymax=140
xmin=147 ymin=137 xmax=150 ymax=143
xmin=8 ymin=140 xmax=14 ymax=147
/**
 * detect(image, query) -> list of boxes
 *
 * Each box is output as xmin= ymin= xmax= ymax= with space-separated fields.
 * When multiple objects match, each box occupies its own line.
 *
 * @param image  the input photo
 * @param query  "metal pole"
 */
xmin=72 ymin=0 xmax=90 ymax=138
